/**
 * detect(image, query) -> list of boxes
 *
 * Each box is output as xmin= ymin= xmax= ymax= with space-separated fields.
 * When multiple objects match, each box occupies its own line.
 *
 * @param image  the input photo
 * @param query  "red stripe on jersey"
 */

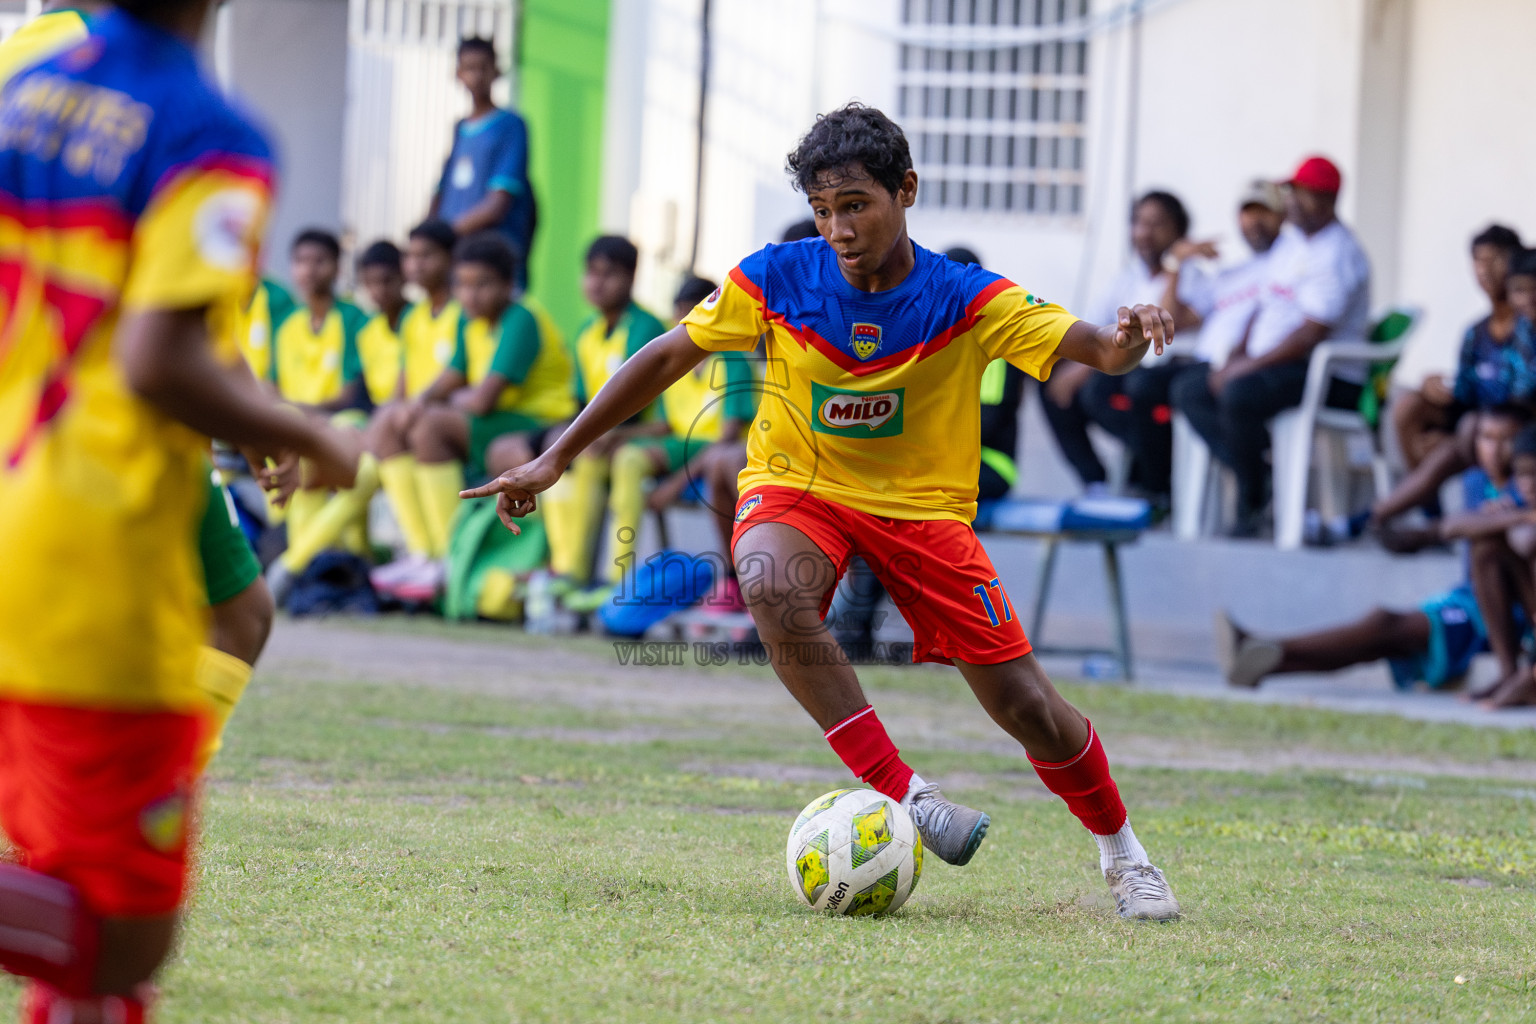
xmin=754 ymin=274 xmax=1020 ymax=378
xmin=0 ymin=193 xmax=133 ymax=239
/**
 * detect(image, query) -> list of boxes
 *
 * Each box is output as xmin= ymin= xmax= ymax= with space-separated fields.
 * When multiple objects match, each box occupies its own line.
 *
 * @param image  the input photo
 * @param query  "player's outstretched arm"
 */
xmin=1055 ymin=304 xmax=1175 ymax=375
xmin=460 ymin=324 xmax=708 ymax=531
xmin=119 ymin=307 xmax=361 ymax=489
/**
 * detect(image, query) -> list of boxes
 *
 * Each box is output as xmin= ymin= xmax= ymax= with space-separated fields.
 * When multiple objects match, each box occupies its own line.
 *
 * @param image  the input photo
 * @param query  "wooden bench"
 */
xmin=974 ymin=497 xmax=1150 ymax=681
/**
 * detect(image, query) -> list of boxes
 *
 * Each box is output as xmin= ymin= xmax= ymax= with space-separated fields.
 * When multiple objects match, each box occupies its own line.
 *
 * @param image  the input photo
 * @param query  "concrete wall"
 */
xmin=216 ymin=0 xmax=349 ymax=272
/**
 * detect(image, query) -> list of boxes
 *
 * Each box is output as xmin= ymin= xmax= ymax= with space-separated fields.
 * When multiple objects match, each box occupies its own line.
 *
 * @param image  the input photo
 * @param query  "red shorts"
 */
xmin=731 ymin=486 xmax=1031 ymax=666
xmin=0 ymin=700 xmax=203 ymax=917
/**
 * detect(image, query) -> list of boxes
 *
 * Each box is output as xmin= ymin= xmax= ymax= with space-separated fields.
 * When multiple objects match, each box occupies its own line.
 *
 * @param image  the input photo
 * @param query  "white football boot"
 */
xmin=1104 ymin=863 xmax=1181 ymax=921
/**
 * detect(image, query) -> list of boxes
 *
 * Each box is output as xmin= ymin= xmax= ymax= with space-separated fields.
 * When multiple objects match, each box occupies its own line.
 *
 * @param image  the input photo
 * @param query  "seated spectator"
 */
xmin=1165 ymin=181 xmax=1286 ymax=381
xmin=1391 ymin=225 xmax=1524 ymax=474
xmin=1169 ymin=157 xmax=1371 ymax=537
xmin=832 ymin=245 xmax=1023 ymax=660
xmin=374 ymin=233 xmax=575 ymax=601
xmin=431 ymin=36 xmax=534 ymax=284
xmin=236 ymin=274 xmax=295 ymax=387
xmin=265 ymin=228 xmax=380 ymax=598
xmin=640 ymin=275 xmax=758 ymax=612
xmin=355 ymin=240 xmax=410 ymax=409
xmin=1041 ymin=190 xmax=1210 ymax=509
xmin=1215 ymin=408 xmax=1535 ymax=701
xmin=369 ymin=219 xmax=463 ymax=577
xmin=541 ymin=236 xmax=667 ymax=602
xmin=1361 ymin=243 xmax=1536 ymax=548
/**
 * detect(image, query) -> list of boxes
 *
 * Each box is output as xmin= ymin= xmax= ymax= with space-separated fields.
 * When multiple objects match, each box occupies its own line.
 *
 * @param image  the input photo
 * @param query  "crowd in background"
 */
xmin=228 ymin=35 xmax=1536 ymax=710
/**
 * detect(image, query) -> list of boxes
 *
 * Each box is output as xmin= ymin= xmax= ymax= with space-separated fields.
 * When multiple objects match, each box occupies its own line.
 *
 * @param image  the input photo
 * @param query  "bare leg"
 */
xmin=733 ymin=522 xmax=864 ymax=728
xmin=485 ymin=433 xmax=536 ymax=477
xmin=1270 ymin=608 xmax=1431 ymax=675
xmin=951 ymin=654 xmax=1089 ymax=762
xmin=208 ymin=576 xmax=273 ymax=666
xmin=407 ymin=406 xmax=469 ymax=464
xmin=94 ymin=914 xmax=179 ymax=996
xmin=1372 ymin=416 xmax=1475 ymax=524
xmin=1391 ymin=390 xmax=1450 ymax=471
xmin=365 ymin=402 xmax=417 ymax=459
xmin=1469 ymin=536 xmax=1523 ymax=678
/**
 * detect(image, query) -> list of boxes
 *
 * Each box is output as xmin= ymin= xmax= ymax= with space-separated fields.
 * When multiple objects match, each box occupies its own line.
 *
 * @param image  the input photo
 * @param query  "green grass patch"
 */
xmin=3 ymin=630 xmax=1535 ymax=1022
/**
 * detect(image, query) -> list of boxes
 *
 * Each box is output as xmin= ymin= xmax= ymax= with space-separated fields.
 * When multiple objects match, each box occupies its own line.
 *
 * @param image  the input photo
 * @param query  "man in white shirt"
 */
xmin=1041 ymin=190 xmax=1211 ymax=506
xmin=1169 ymin=156 xmax=1372 ymax=537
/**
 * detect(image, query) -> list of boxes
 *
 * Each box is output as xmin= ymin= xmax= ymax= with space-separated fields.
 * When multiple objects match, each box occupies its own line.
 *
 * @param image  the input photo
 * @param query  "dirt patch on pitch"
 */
xmin=263 ymin=620 xmax=1536 ymax=785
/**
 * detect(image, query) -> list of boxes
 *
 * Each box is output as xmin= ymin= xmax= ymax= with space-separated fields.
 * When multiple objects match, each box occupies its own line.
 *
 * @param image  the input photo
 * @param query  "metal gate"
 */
xmin=342 ymin=0 xmax=516 ymax=249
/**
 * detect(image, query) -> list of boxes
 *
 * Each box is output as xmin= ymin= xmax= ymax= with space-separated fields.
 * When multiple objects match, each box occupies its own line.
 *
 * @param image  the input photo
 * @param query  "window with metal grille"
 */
xmin=897 ymin=0 xmax=1090 ymax=216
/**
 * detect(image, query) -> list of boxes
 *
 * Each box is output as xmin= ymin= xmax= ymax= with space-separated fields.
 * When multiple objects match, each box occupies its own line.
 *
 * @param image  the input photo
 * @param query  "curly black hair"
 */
xmin=357 ymin=240 xmax=402 ymax=273
xmin=786 ymin=103 xmax=912 ymax=196
xmin=1134 ymin=191 xmax=1191 ymax=238
xmin=455 ymin=231 xmax=519 ymax=284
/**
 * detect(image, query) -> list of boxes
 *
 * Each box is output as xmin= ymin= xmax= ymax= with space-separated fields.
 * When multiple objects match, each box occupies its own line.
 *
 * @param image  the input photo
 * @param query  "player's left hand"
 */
xmin=1114 ymin=304 xmax=1175 ymax=357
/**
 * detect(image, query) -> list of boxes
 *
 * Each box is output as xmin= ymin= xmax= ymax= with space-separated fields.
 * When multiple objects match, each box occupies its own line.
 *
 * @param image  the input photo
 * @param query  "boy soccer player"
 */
xmin=553 ymin=236 xmax=667 ymax=601
xmin=378 ymin=233 xmax=573 ymax=600
xmin=356 ymin=240 xmax=410 ymax=408
xmin=266 ymin=228 xmax=380 ymax=594
xmin=368 ymin=220 xmax=461 ymax=580
xmin=0 ymin=1 xmax=358 ymax=1019
xmin=1217 ymin=408 xmax=1535 ymax=697
xmin=464 ymin=104 xmax=1181 ymax=919
xmin=431 ymin=37 xmax=533 ymax=282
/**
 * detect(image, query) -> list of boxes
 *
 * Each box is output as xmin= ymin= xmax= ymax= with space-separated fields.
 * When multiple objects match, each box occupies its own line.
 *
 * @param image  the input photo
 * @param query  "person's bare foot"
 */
xmin=1479 ymin=667 xmax=1536 ymax=709
xmin=1463 ymin=668 xmax=1520 ymax=703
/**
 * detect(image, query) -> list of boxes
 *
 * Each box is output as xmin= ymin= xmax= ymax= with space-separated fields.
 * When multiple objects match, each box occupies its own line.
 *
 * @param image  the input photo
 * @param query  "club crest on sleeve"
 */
xmin=851 ymin=322 xmax=882 ymax=360
xmin=701 ymin=286 xmax=722 ymax=311
xmin=1022 ymin=293 xmax=1048 ymax=306
xmin=734 ymin=494 xmax=762 ymax=523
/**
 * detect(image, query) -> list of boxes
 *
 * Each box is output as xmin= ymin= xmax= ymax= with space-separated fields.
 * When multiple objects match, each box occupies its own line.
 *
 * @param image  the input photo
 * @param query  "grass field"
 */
xmin=6 ymin=619 xmax=1536 ymax=1023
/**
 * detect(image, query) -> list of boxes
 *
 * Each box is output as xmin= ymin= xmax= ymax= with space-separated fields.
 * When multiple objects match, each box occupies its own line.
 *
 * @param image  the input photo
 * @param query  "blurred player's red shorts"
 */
xmin=731 ymin=485 xmax=1031 ymax=666
xmin=0 ymin=700 xmax=202 ymax=917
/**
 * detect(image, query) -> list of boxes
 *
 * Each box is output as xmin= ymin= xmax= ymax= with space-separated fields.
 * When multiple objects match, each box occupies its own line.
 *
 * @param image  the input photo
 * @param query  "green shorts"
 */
xmin=467 ymin=410 xmax=544 ymax=476
xmin=200 ymin=475 xmax=262 ymax=605
xmin=632 ymin=435 xmax=705 ymax=473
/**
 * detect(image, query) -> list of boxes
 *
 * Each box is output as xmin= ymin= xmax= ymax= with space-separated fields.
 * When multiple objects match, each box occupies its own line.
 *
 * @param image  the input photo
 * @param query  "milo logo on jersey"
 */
xmin=812 ymin=383 xmax=905 ymax=438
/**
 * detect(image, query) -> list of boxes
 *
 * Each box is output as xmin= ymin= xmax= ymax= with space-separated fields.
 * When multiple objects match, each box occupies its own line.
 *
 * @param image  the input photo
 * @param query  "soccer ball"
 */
xmin=785 ymin=788 xmax=923 ymax=916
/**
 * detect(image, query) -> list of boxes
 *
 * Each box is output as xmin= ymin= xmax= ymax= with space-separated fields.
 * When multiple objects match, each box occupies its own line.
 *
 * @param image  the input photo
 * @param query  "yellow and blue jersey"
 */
xmin=0 ymin=8 xmax=87 ymax=87
xmin=399 ymin=298 xmax=460 ymax=397
xmin=450 ymin=300 xmax=575 ymax=422
xmin=272 ymin=298 xmax=368 ymax=407
xmin=0 ymin=10 xmax=274 ymax=711
xmin=682 ymin=239 xmax=1077 ymax=522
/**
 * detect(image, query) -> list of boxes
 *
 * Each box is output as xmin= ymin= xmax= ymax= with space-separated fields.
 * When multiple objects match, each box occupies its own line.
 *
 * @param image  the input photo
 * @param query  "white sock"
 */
xmin=899 ymin=773 xmax=928 ymax=808
xmin=1093 ymin=820 xmax=1148 ymax=872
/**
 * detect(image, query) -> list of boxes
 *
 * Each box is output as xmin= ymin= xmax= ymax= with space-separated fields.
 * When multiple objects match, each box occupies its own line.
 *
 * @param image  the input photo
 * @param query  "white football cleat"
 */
xmin=1105 ymin=863 xmax=1181 ymax=921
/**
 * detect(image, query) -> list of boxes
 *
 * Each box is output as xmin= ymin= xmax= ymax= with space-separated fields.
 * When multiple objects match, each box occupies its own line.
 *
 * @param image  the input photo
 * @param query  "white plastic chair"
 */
xmin=1270 ymin=307 xmax=1422 ymax=549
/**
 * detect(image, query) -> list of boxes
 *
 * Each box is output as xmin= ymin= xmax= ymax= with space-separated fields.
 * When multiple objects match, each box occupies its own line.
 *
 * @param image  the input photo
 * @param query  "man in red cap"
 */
xmin=1170 ymin=155 xmax=1372 ymax=537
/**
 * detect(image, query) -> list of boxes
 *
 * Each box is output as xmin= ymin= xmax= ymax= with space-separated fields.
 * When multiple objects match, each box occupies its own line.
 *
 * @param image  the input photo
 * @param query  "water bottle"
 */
xmin=524 ymin=570 xmax=555 ymax=634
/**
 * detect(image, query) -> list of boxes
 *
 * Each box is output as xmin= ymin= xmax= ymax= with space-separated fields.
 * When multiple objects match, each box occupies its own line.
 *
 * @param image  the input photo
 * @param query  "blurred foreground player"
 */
xmin=0 ymin=2 xmax=358 ymax=1020
xmin=464 ymin=104 xmax=1182 ymax=921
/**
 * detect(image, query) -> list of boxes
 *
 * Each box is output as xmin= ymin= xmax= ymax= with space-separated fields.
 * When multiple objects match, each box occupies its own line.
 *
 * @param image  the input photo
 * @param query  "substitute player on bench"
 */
xmin=0 ymin=1 xmax=359 ymax=1019
xmin=463 ymin=104 xmax=1181 ymax=921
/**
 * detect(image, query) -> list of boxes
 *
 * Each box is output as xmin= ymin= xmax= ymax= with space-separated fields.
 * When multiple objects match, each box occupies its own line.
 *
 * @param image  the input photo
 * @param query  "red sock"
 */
xmin=823 ymin=706 xmax=914 ymax=801
xmin=24 ymin=982 xmax=149 ymax=1024
xmin=1028 ymin=720 xmax=1127 ymax=836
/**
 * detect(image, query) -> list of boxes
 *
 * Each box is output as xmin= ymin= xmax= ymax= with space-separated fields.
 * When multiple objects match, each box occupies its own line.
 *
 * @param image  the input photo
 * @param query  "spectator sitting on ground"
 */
xmin=1041 ymin=190 xmax=1210 ymax=511
xmin=831 ymin=245 xmax=1026 ymax=662
xmin=638 ymin=275 xmax=759 ymax=614
xmin=1169 ymin=156 xmax=1372 ymax=538
xmin=541 ymin=236 xmax=668 ymax=607
xmin=1360 ymin=243 xmax=1536 ymax=550
xmin=1391 ymin=225 xmax=1526 ymax=475
xmin=430 ymin=36 xmax=534 ymax=285
xmin=355 ymin=240 xmax=411 ymax=410
xmin=265 ymin=228 xmax=380 ymax=600
xmin=1215 ymin=408 xmax=1535 ymax=701
xmin=1165 ymin=180 xmax=1287 ymax=421
xmin=372 ymin=233 xmax=575 ymax=603
xmin=369 ymin=219 xmax=465 ymax=582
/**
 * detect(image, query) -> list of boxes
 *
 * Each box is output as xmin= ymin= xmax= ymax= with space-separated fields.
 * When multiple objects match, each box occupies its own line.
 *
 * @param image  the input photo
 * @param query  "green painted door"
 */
xmin=518 ymin=0 xmax=611 ymax=339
